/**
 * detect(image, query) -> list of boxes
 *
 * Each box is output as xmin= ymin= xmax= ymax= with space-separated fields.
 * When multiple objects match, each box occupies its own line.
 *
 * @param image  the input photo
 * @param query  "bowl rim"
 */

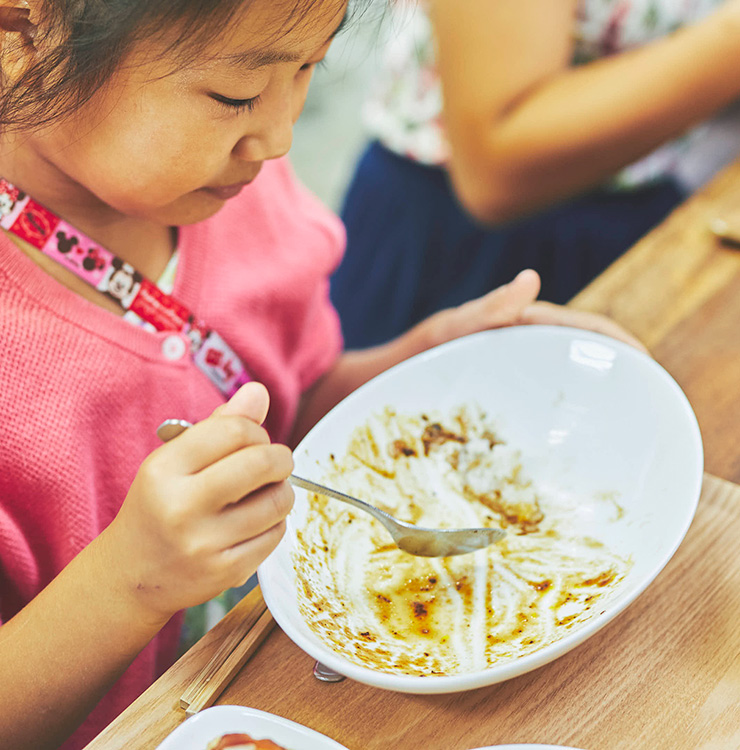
xmin=259 ymin=325 xmax=704 ymax=694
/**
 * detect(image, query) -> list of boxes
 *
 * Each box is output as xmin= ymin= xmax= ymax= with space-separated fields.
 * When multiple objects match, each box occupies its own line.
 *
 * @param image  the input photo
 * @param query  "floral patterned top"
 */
xmin=364 ymin=0 xmax=734 ymax=189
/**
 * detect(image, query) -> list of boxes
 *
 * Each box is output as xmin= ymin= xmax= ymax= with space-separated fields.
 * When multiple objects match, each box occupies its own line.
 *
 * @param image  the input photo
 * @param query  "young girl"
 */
xmin=0 ymin=2 xmax=641 ymax=749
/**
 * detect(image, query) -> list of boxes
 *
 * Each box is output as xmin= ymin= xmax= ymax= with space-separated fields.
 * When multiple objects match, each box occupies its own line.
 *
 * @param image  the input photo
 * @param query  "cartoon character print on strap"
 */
xmin=194 ymin=330 xmax=250 ymax=395
xmin=40 ymin=220 xmax=113 ymax=287
xmin=184 ymin=316 xmax=209 ymax=351
xmin=98 ymin=257 xmax=143 ymax=309
xmin=0 ymin=180 xmax=27 ymax=226
xmin=0 ymin=191 xmax=17 ymax=216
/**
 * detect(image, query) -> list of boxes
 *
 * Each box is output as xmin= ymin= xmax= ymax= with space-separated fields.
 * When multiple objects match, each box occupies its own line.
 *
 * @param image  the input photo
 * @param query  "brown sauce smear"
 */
xmin=421 ymin=422 xmax=468 ymax=456
xmin=293 ymin=407 xmax=630 ymax=677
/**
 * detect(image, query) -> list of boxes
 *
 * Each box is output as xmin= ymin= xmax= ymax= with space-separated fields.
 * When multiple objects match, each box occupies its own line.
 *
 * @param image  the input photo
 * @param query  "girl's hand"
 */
xmin=518 ymin=301 xmax=648 ymax=354
xmin=412 ymin=269 xmax=542 ymax=350
xmin=100 ymin=383 xmax=294 ymax=622
xmin=293 ymin=270 xmax=646 ymax=449
xmin=411 ymin=269 xmax=646 ymax=354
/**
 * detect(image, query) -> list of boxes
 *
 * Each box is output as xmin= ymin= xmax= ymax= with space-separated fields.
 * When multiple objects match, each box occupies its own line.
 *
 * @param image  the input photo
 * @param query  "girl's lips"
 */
xmin=201 ymin=164 xmax=262 ymax=201
xmin=201 ymin=182 xmax=249 ymax=201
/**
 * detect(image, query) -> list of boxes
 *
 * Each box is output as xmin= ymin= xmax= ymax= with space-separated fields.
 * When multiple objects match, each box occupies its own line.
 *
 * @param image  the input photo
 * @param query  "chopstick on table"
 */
xmin=180 ymin=584 xmax=275 ymax=716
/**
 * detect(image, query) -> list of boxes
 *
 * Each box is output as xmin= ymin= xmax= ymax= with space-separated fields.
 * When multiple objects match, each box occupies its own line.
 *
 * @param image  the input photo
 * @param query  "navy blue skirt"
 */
xmin=331 ymin=141 xmax=685 ymax=349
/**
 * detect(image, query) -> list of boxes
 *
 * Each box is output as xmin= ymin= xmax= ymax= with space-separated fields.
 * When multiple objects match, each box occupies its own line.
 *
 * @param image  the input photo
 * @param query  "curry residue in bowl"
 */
xmin=293 ymin=407 xmax=630 ymax=677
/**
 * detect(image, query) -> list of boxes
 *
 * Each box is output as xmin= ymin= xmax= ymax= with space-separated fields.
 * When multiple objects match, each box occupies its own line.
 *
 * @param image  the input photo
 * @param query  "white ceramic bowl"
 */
xmin=259 ymin=326 xmax=703 ymax=694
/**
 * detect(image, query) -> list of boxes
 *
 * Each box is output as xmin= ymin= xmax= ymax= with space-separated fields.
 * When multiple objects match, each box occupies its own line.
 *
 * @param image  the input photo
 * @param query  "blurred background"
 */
xmin=291 ymin=2 xmax=389 ymax=211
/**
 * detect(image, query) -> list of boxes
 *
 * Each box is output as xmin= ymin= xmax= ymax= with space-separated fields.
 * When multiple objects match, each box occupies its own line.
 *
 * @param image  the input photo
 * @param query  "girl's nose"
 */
xmin=232 ymin=97 xmax=294 ymax=163
xmin=232 ymin=124 xmax=293 ymax=163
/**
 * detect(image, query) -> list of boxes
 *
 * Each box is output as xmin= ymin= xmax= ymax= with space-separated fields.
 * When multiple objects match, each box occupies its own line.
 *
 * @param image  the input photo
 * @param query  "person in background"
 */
xmin=332 ymin=0 xmax=740 ymax=348
xmin=0 ymin=1 xmax=641 ymax=749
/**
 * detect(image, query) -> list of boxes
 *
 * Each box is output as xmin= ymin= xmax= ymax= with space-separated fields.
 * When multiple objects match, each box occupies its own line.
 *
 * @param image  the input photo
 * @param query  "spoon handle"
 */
xmin=288 ymin=475 xmax=395 ymax=527
xmin=155 ymin=421 xmax=395 ymax=529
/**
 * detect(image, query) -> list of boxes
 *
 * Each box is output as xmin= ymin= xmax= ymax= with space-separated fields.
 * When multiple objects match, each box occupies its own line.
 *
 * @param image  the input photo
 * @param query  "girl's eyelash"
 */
xmin=301 ymin=58 xmax=328 ymax=72
xmin=211 ymin=59 xmax=326 ymax=112
xmin=211 ymin=93 xmax=261 ymax=114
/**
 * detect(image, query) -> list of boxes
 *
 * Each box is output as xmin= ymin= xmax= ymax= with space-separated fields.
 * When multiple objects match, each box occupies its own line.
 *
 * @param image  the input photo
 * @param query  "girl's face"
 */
xmin=30 ymin=0 xmax=347 ymax=226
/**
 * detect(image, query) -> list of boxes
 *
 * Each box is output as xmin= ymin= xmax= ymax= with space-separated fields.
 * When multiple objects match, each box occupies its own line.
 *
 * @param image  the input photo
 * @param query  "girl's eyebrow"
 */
xmin=223 ymin=9 xmax=348 ymax=70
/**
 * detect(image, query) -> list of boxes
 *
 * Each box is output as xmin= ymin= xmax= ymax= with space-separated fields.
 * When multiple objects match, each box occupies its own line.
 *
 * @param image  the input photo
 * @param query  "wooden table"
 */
xmin=571 ymin=160 xmax=740 ymax=484
xmin=86 ymin=160 xmax=740 ymax=750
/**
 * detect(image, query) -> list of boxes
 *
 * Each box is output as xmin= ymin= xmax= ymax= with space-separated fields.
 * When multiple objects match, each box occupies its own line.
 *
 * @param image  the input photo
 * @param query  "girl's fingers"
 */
xmin=205 ymin=481 xmax=294 ymax=549
xmin=220 ymin=520 xmax=288 ymax=587
xmin=156 ymin=415 xmax=271 ymax=475
xmin=433 ymin=269 xmax=541 ymax=343
xmin=467 ymin=268 xmax=540 ymax=327
xmin=214 ymin=382 xmax=271 ymax=425
xmin=476 ymin=268 xmax=541 ymax=318
xmin=519 ymin=302 xmax=649 ymax=353
xmin=194 ymin=442 xmax=294 ymax=510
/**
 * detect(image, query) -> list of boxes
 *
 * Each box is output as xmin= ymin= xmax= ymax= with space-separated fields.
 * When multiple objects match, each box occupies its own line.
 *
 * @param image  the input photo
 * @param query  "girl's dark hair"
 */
xmin=0 ymin=0 xmax=354 ymax=130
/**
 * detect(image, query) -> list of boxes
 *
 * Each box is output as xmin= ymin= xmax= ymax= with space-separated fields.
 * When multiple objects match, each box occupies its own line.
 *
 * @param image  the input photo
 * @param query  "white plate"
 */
xmin=155 ymin=705 xmax=349 ymax=750
xmin=259 ymin=326 xmax=703 ymax=694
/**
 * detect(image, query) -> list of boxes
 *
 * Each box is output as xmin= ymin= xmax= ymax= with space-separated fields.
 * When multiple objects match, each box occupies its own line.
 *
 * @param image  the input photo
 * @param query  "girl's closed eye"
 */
xmin=208 ymin=58 xmax=326 ymax=115
xmin=300 ymin=57 xmax=328 ymax=73
xmin=210 ymin=93 xmax=261 ymax=114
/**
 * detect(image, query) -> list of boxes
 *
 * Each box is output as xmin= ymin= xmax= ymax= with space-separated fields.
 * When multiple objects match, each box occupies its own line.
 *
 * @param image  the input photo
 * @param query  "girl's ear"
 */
xmin=0 ymin=2 xmax=40 ymax=83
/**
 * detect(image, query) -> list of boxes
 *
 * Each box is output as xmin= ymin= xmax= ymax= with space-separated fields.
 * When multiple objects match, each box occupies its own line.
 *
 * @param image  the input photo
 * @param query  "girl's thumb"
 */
xmin=504 ymin=269 xmax=541 ymax=309
xmin=218 ymin=381 xmax=270 ymax=425
xmin=474 ymin=268 xmax=541 ymax=324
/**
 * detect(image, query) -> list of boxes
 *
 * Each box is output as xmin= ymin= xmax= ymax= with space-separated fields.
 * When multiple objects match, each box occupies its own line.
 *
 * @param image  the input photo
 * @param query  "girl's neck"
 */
xmin=0 ymin=137 xmax=176 ymax=280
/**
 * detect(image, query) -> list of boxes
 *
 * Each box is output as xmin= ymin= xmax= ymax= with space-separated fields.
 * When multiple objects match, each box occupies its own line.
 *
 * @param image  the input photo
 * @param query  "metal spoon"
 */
xmin=156 ymin=419 xmax=506 ymax=557
xmin=312 ymin=661 xmax=346 ymax=683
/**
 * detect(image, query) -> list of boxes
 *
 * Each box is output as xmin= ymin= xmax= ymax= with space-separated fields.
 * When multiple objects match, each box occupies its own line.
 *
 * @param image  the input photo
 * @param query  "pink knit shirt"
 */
xmin=0 ymin=158 xmax=344 ymax=749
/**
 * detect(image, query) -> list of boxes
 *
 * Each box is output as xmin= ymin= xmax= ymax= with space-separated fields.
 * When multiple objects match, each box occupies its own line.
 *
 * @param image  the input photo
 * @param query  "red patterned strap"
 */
xmin=0 ymin=178 xmax=250 ymax=397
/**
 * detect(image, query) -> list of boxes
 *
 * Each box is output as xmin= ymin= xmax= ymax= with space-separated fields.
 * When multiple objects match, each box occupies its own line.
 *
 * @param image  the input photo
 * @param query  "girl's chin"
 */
xmin=143 ymin=194 xmax=230 ymax=227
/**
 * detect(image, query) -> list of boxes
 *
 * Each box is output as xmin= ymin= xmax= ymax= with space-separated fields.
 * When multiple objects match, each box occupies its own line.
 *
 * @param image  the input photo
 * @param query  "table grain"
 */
xmin=570 ymin=158 xmax=740 ymax=484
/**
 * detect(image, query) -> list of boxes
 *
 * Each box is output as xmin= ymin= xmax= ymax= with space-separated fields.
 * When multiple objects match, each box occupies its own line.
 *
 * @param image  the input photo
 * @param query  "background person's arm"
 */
xmin=431 ymin=0 xmax=740 ymax=223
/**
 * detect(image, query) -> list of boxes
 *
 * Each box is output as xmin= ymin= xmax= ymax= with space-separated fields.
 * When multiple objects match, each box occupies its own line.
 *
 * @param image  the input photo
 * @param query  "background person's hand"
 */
xmin=100 ymin=382 xmax=294 ymax=622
